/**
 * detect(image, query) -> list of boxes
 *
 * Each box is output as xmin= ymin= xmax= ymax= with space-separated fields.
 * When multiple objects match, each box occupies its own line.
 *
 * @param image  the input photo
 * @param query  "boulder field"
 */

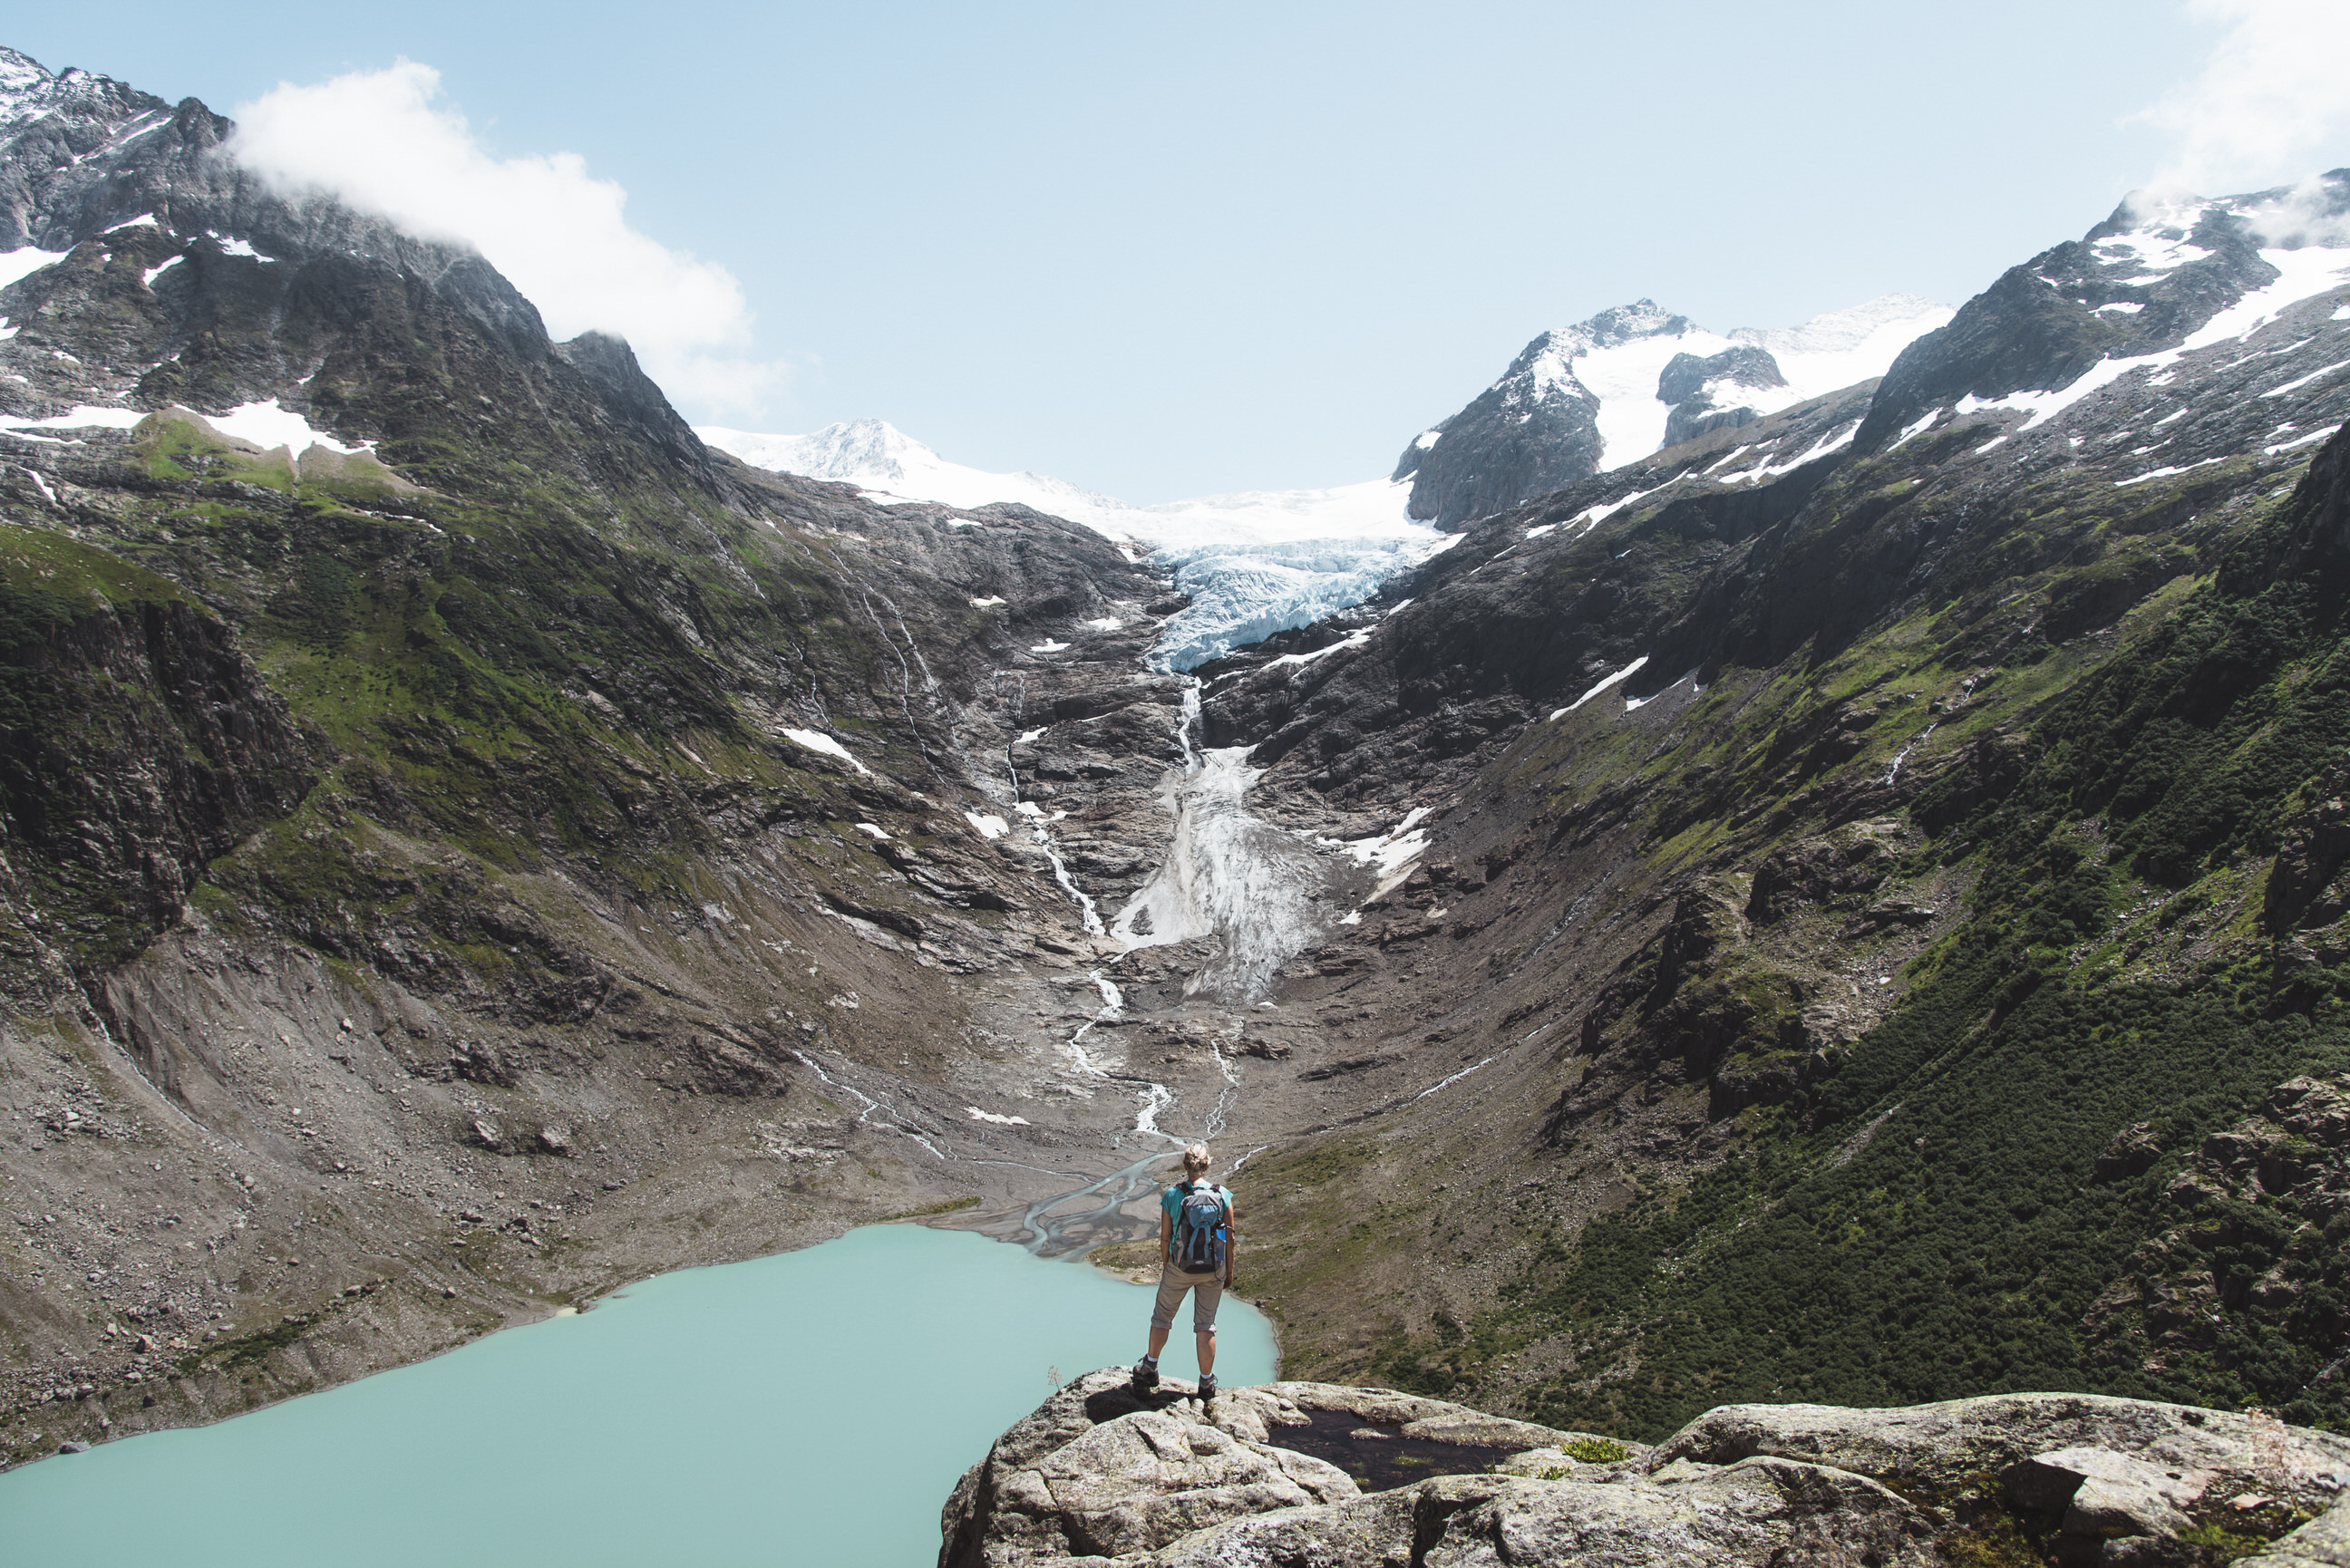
xmin=943 ymin=1370 xmax=2350 ymax=1567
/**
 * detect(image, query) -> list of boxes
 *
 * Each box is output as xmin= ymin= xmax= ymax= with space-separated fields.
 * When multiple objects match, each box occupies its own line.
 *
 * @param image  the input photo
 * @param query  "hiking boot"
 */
xmin=1130 ymin=1360 xmax=1160 ymax=1393
xmin=1196 ymin=1374 xmax=1217 ymax=1401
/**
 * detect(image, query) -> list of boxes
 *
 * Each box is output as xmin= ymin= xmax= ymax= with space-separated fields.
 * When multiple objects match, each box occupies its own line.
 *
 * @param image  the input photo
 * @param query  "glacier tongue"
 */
xmin=1148 ymin=534 xmax=1450 ymax=670
xmin=698 ymin=419 xmax=1452 ymax=671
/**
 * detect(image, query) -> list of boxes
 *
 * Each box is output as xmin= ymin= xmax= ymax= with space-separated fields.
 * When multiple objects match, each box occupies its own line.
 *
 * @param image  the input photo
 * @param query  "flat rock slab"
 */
xmin=1132 ymin=1457 xmax=1933 ymax=1568
xmin=944 ymin=1378 xmax=2350 ymax=1568
xmin=941 ymin=1370 xmax=1617 ymax=1568
xmin=2009 ymin=1445 xmax=2203 ymax=1541
xmin=1257 ymin=1408 xmax=1555 ymax=1493
xmin=1222 ymin=1384 xmax=1634 ymax=1494
xmin=1654 ymin=1392 xmax=2350 ymax=1516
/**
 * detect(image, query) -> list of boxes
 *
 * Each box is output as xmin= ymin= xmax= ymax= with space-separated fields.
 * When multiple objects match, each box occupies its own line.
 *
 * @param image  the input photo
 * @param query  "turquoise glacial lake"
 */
xmin=0 ymin=1224 xmax=1277 ymax=1566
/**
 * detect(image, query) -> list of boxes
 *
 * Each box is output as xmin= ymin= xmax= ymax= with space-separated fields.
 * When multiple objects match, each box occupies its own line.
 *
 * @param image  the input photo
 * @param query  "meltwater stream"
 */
xmin=0 ymin=1224 xmax=1275 ymax=1568
xmin=1012 ymin=673 xmax=1327 ymax=1259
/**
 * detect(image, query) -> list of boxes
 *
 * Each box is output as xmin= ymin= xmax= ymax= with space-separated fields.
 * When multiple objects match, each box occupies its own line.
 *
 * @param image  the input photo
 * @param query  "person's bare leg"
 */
xmin=1196 ymin=1328 xmax=1216 ymax=1377
xmin=1146 ymin=1322 xmax=1170 ymax=1362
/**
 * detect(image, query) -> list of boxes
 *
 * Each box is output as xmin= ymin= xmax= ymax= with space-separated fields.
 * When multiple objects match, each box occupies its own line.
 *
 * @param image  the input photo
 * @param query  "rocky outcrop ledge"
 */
xmin=942 ymin=1370 xmax=2350 ymax=1567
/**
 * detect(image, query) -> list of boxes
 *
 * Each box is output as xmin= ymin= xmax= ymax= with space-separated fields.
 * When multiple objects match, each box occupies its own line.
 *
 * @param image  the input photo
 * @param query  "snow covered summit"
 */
xmin=1396 ymin=293 xmax=1952 ymax=528
xmin=696 ymin=418 xmax=1131 ymax=528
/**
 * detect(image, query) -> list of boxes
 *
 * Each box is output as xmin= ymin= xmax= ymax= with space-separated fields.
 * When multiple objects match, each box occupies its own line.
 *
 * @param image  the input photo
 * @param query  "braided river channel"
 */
xmin=0 ymin=1223 xmax=1276 ymax=1566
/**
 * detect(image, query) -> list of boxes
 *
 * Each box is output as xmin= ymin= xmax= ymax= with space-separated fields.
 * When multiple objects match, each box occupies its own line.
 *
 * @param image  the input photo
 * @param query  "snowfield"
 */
xmin=699 ymin=418 xmax=1452 ymax=669
xmin=1461 ymin=293 xmax=1953 ymax=473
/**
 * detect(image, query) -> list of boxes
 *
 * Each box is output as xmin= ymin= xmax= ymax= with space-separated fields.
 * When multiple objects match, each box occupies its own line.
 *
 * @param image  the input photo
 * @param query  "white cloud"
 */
xmin=230 ymin=61 xmax=779 ymax=416
xmin=2135 ymin=0 xmax=2350 ymax=193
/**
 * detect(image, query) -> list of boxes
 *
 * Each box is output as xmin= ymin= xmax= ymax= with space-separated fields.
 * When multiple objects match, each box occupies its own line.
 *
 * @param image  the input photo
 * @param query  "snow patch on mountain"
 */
xmin=1947 ymin=231 xmax=2350 ymax=434
xmin=0 ymin=245 xmax=69 ymax=291
xmin=779 ymin=727 xmax=874 ymax=776
xmin=1731 ymin=295 xmax=1960 ymax=413
xmin=0 ymin=404 xmax=147 ymax=437
xmin=1495 ymin=294 xmax=1952 ymax=472
xmin=199 ymin=400 xmax=374 ymax=457
xmin=700 ymin=418 xmax=1452 ymax=669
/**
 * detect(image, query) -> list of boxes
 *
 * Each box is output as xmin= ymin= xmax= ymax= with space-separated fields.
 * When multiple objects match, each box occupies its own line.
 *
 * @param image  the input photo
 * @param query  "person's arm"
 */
xmin=1160 ymin=1205 xmax=1172 ymax=1266
xmin=1223 ymin=1193 xmax=1238 ymax=1288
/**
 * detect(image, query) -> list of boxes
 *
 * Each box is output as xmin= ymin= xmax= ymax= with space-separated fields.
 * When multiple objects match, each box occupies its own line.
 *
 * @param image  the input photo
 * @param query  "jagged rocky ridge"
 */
xmin=944 ymin=1369 xmax=2350 ymax=1567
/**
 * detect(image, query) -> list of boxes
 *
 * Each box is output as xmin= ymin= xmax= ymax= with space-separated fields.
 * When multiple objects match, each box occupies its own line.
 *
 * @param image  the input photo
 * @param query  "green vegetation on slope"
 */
xmin=1343 ymin=455 xmax=2350 ymax=1440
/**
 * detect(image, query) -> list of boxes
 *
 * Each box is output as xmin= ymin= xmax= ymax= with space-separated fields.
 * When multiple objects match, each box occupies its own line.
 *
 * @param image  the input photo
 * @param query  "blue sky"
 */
xmin=11 ymin=2 xmax=2347 ymax=499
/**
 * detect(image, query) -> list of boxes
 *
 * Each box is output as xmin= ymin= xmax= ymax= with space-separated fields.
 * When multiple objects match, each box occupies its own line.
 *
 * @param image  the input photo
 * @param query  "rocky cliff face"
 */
xmin=945 ymin=1369 xmax=2350 ymax=1567
xmin=1656 ymin=344 xmax=1786 ymax=448
xmin=0 ymin=542 xmax=310 ymax=996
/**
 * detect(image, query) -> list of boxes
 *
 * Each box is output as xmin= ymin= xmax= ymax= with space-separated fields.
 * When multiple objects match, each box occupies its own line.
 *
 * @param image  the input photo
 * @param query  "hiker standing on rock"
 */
xmin=1131 ymin=1142 xmax=1235 ymax=1400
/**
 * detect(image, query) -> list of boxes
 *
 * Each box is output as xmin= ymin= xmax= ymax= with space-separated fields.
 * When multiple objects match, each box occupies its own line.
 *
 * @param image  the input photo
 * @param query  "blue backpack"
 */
xmin=1173 ymin=1182 xmax=1228 ymax=1273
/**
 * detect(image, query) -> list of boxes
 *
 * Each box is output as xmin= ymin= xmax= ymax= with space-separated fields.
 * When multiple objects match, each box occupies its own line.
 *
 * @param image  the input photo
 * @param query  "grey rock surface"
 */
xmin=940 ymin=1369 xmax=1605 ymax=1568
xmin=2251 ymin=1496 xmax=2350 ymax=1566
xmin=1658 ymin=344 xmax=1787 ymax=447
xmin=947 ymin=1378 xmax=2350 ymax=1568
xmin=1145 ymin=1459 xmax=1932 ymax=1568
xmin=1656 ymin=1393 xmax=2350 ymax=1515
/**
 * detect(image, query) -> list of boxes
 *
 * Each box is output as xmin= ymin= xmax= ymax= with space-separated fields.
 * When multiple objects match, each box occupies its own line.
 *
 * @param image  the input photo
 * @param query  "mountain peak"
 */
xmin=695 ymin=419 xmax=939 ymax=489
xmin=0 ymin=45 xmax=48 ymax=96
xmin=1858 ymin=168 xmax=2350 ymax=450
xmin=1399 ymin=292 xmax=1952 ymax=527
xmin=2090 ymin=171 xmax=2350 ymax=252
xmin=1562 ymin=297 xmax=1692 ymax=351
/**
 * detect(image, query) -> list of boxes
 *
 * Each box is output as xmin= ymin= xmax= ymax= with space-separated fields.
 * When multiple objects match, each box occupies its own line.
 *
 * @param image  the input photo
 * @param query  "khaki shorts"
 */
xmin=1151 ymin=1265 xmax=1223 ymax=1334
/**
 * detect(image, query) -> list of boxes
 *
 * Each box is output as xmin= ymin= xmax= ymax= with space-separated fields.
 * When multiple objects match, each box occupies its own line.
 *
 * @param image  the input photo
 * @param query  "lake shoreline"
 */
xmin=0 ymin=1223 xmax=1278 ymax=1567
